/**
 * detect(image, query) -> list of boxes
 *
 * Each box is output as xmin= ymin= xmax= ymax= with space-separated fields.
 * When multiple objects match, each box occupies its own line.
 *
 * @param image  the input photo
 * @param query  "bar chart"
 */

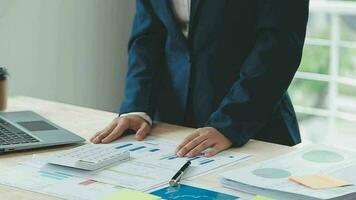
xmin=38 ymin=170 xmax=73 ymax=180
xmin=115 ymin=142 xmax=161 ymax=154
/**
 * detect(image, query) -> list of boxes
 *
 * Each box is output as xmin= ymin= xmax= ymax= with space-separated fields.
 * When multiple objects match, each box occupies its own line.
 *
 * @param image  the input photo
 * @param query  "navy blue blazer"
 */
xmin=120 ymin=0 xmax=309 ymax=147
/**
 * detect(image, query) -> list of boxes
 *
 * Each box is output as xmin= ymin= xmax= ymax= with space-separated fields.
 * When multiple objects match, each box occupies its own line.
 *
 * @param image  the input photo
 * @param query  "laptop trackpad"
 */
xmin=17 ymin=121 xmax=58 ymax=132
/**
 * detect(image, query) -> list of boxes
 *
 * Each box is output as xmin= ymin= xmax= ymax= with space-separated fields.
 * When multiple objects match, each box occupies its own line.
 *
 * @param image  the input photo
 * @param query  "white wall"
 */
xmin=0 ymin=0 xmax=135 ymax=112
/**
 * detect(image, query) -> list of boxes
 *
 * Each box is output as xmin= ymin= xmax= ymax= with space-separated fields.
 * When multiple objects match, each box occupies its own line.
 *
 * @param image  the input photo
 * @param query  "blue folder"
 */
xmin=151 ymin=184 xmax=239 ymax=200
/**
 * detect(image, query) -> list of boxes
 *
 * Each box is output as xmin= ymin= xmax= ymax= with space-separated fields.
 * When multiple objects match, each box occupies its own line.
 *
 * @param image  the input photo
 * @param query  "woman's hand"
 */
xmin=176 ymin=127 xmax=232 ymax=157
xmin=90 ymin=115 xmax=151 ymax=144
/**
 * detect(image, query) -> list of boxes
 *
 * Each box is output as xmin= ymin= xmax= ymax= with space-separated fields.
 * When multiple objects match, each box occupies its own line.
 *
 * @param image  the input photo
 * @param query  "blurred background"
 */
xmin=0 ymin=0 xmax=355 ymax=147
xmin=289 ymin=0 xmax=356 ymax=147
xmin=0 ymin=0 xmax=134 ymax=111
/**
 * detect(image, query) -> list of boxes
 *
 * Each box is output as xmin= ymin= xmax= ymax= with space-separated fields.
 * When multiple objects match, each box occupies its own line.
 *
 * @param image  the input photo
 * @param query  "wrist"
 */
xmin=120 ymin=112 xmax=153 ymax=125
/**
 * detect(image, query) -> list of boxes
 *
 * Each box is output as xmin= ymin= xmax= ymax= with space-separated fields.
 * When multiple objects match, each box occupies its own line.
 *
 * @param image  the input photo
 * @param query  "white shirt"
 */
xmin=122 ymin=0 xmax=191 ymax=125
xmin=171 ymin=0 xmax=191 ymax=37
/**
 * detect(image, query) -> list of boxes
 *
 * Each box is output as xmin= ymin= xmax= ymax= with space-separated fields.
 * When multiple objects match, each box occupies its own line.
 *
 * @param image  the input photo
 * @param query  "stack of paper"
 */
xmin=27 ymin=136 xmax=250 ymax=191
xmin=220 ymin=144 xmax=356 ymax=200
xmin=0 ymin=136 xmax=250 ymax=200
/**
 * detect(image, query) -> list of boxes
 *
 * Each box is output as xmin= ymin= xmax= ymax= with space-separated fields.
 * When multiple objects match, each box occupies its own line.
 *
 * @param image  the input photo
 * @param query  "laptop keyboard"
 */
xmin=0 ymin=119 xmax=40 ymax=146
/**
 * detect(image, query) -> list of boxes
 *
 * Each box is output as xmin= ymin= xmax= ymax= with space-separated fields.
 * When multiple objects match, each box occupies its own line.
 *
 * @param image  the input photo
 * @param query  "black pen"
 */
xmin=169 ymin=161 xmax=191 ymax=187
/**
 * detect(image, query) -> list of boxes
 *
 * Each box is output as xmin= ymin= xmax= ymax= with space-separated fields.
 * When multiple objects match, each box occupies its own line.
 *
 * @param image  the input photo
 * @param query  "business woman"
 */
xmin=91 ymin=0 xmax=309 ymax=157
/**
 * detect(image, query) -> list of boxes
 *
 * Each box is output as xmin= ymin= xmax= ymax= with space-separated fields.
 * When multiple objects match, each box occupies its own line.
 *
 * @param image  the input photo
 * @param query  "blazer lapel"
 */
xmin=161 ymin=1 xmax=188 ymax=46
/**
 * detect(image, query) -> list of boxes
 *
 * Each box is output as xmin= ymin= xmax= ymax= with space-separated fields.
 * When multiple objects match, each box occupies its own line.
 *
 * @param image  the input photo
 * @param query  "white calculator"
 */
xmin=47 ymin=144 xmax=130 ymax=171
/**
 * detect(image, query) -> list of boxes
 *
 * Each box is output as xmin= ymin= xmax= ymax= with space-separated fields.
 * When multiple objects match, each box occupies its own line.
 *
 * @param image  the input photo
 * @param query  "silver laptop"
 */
xmin=0 ymin=111 xmax=85 ymax=153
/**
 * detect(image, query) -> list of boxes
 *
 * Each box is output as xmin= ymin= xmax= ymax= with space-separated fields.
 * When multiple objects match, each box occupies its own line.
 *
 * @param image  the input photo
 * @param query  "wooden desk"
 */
xmin=1 ymin=96 xmax=294 ymax=200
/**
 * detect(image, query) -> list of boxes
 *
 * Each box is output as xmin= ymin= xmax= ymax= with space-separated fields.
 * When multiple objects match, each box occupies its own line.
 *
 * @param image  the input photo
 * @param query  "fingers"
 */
xmin=177 ymin=133 xmax=209 ymax=157
xmin=91 ymin=115 xmax=151 ymax=144
xmin=135 ymin=123 xmax=151 ymax=141
xmin=176 ymin=127 xmax=233 ymax=158
xmin=101 ymin=119 xmax=130 ymax=143
xmin=91 ymin=121 xmax=117 ymax=144
xmin=92 ymin=130 xmax=111 ymax=144
xmin=90 ymin=120 xmax=116 ymax=142
xmin=175 ymin=132 xmax=200 ymax=153
xmin=186 ymin=139 xmax=215 ymax=157
xmin=90 ymin=132 xmax=101 ymax=143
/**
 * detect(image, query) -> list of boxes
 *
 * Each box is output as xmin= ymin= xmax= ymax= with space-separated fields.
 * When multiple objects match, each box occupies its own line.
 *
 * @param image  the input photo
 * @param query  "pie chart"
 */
xmin=302 ymin=150 xmax=344 ymax=163
xmin=252 ymin=168 xmax=291 ymax=179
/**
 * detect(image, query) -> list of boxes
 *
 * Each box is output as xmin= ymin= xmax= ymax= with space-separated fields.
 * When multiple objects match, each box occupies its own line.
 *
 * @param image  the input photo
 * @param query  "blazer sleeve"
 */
xmin=120 ymin=0 xmax=165 ymax=118
xmin=206 ymin=0 xmax=309 ymax=147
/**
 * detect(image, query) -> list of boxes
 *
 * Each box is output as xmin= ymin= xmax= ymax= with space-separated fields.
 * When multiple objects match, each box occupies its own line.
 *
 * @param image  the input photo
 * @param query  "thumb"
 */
xmin=135 ymin=123 xmax=151 ymax=141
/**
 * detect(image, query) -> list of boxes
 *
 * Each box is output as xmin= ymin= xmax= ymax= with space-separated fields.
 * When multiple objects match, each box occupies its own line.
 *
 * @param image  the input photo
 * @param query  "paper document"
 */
xmin=1 ymin=136 xmax=250 ymax=196
xmin=221 ymin=144 xmax=356 ymax=200
xmin=0 ymin=164 xmax=123 ymax=200
xmin=33 ymin=136 xmax=250 ymax=191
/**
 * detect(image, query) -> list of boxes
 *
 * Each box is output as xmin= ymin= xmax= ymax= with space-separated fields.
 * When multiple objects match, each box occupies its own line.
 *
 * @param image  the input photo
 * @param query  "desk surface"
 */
xmin=1 ymin=96 xmax=294 ymax=200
